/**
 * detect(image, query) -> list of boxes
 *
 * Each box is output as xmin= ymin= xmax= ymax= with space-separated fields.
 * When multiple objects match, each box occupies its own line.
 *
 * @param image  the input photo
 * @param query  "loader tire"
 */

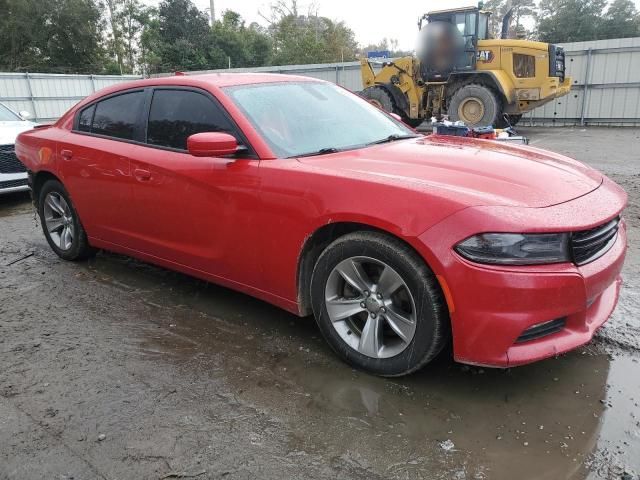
xmin=448 ymin=84 xmax=502 ymax=127
xmin=361 ymin=86 xmax=395 ymax=113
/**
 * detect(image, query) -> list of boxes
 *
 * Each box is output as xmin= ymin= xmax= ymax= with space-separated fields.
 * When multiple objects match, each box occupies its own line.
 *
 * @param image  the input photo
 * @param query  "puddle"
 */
xmin=83 ymin=251 xmax=640 ymax=480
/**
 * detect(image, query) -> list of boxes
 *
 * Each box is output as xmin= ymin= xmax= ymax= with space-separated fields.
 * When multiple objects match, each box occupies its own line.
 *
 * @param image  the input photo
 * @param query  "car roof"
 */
xmin=86 ymin=72 xmax=323 ymax=99
xmin=58 ymin=72 xmax=327 ymax=128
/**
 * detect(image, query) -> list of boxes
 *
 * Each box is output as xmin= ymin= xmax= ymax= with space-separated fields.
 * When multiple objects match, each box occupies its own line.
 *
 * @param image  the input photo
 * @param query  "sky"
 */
xmin=145 ymin=0 xmax=640 ymax=51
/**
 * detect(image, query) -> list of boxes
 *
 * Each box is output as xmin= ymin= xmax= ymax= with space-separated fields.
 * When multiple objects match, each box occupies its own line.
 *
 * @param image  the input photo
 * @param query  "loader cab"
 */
xmin=418 ymin=7 xmax=491 ymax=76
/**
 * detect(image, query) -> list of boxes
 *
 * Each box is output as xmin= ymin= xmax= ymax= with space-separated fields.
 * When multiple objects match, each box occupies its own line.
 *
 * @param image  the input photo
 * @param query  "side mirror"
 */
xmin=187 ymin=132 xmax=239 ymax=157
xmin=19 ymin=110 xmax=32 ymax=120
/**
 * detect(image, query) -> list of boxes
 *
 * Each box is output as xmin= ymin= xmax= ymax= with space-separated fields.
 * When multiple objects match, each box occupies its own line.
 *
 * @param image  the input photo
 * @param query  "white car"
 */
xmin=1 ymin=103 xmax=37 ymax=194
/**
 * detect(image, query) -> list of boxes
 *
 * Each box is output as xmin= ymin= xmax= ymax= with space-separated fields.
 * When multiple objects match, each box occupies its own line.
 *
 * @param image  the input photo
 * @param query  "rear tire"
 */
xmin=38 ymin=179 xmax=95 ymax=261
xmin=448 ymin=83 xmax=502 ymax=127
xmin=310 ymin=231 xmax=449 ymax=376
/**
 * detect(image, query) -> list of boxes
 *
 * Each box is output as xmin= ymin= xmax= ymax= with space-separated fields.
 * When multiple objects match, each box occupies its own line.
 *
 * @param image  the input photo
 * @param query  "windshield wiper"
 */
xmin=295 ymin=147 xmax=341 ymax=158
xmin=367 ymin=134 xmax=420 ymax=145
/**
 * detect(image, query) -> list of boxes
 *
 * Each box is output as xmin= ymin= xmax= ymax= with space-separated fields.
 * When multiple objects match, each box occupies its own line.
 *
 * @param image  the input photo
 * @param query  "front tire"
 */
xmin=361 ymin=86 xmax=395 ymax=113
xmin=38 ymin=179 xmax=95 ymax=261
xmin=310 ymin=231 xmax=449 ymax=376
xmin=448 ymin=83 xmax=502 ymax=127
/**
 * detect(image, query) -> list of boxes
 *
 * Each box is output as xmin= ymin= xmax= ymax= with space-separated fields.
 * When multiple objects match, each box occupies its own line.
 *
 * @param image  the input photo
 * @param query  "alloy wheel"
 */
xmin=324 ymin=256 xmax=417 ymax=359
xmin=43 ymin=192 xmax=74 ymax=251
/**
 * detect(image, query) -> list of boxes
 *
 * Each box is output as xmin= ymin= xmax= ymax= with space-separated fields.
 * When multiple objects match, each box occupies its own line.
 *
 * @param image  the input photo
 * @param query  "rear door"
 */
xmin=59 ymin=89 xmax=147 ymax=245
xmin=127 ymin=87 xmax=262 ymax=284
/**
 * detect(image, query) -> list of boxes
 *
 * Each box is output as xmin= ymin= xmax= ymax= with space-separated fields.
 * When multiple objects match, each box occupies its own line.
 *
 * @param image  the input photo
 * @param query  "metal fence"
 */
xmin=1 ymin=37 xmax=638 ymax=126
xmin=0 ymin=73 xmax=142 ymax=123
xmin=526 ymin=37 xmax=640 ymax=126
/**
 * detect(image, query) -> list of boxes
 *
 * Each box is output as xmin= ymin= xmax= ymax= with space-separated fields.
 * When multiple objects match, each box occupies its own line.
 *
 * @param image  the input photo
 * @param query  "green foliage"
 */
xmin=105 ymin=0 xmax=149 ymax=74
xmin=209 ymin=11 xmax=272 ymax=69
xmin=536 ymin=0 xmax=640 ymax=43
xmin=600 ymin=0 xmax=640 ymax=39
xmin=0 ymin=0 xmax=105 ymax=73
xmin=266 ymin=1 xmax=358 ymax=65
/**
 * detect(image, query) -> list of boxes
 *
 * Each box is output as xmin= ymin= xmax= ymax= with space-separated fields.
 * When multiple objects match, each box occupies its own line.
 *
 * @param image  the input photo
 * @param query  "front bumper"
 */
xmin=417 ymin=177 xmax=627 ymax=368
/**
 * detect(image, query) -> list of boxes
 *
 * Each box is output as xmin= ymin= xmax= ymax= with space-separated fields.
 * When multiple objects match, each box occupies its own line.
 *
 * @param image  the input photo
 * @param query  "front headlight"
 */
xmin=455 ymin=233 xmax=571 ymax=265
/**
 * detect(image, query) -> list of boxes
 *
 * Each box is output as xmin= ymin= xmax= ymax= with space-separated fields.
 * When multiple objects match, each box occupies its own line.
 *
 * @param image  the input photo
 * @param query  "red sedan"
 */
xmin=16 ymin=74 xmax=627 ymax=376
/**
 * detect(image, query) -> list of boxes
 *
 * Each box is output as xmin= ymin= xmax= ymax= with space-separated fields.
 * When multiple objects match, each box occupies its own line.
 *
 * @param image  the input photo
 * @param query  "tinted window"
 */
xmin=91 ymin=91 xmax=144 ymax=140
xmin=78 ymin=105 xmax=95 ymax=132
xmin=147 ymin=89 xmax=235 ymax=150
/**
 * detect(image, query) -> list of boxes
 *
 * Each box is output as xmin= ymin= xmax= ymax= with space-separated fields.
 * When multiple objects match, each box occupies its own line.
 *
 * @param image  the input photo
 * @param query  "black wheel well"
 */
xmin=296 ymin=222 xmax=435 ymax=316
xmin=32 ymin=171 xmax=61 ymax=207
xmin=446 ymin=73 xmax=506 ymax=104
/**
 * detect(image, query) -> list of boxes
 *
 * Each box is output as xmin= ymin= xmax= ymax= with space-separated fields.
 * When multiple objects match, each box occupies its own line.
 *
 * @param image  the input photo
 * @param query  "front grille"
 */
xmin=0 ymin=178 xmax=28 ymax=190
xmin=516 ymin=318 xmax=566 ymax=343
xmin=571 ymin=216 xmax=620 ymax=265
xmin=0 ymin=144 xmax=27 ymax=174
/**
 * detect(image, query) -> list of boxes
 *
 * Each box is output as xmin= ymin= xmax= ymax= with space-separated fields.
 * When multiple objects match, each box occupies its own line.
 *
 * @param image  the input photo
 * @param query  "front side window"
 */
xmin=91 ymin=91 xmax=144 ymax=140
xmin=147 ymin=89 xmax=235 ymax=150
xmin=225 ymin=82 xmax=414 ymax=158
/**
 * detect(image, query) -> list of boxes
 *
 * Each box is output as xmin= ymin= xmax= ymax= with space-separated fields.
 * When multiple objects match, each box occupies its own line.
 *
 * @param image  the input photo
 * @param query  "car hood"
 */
xmin=0 ymin=121 xmax=37 ymax=145
xmin=298 ymin=135 xmax=603 ymax=208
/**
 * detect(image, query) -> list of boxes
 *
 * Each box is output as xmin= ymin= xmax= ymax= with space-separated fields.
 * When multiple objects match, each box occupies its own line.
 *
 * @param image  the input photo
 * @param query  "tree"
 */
xmin=536 ymin=0 xmax=607 ymax=43
xmin=0 ymin=0 xmax=106 ymax=73
xmin=484 ymin=0 xmax=536 ymax=39
xmin=263 ymin=1 xmax=358 ymax=65
xmin=104 ymin=0 xmax=149 ymax=74
xmin=151 ymin=0 xmax=211 ymax=72
xmin=600 ymin=0 xmax=640 ymax=39
xmin=0 ymin=0 xmax=49 ymax=71
xmin=209 ymin=10 xmax=272 ymax=69
xmin=45 ymin=0 xmax=106 ymax=73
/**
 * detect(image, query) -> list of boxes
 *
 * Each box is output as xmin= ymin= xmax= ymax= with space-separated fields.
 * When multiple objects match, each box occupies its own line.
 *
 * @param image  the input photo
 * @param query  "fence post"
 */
xmin=24 ymin=72 xmax=39 ymax=122
xmin=90 ymin=74 xmax=97 ymax=92
xmin=335 ymin=65 xmax=340 ymax=85
xmin=580 ymin=48 xmax=593 ymax=127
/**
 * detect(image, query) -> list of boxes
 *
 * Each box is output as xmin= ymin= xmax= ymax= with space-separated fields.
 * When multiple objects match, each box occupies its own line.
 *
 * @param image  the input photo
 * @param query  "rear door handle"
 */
xmin=133 ymin=168 xmax=151 ymax=181
xmin=61 ymin=149 xmax=73 ymax=160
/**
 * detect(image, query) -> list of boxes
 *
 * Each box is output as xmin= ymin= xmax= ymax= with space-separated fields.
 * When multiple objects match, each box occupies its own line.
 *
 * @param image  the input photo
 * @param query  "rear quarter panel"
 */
xmin=15 ymin=126 xmax=64 ymax=180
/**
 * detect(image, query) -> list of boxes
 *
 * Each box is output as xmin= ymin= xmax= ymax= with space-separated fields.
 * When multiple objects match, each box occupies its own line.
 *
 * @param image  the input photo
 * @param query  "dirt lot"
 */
xmin=1 ymin=127 xmax=639 ymax=480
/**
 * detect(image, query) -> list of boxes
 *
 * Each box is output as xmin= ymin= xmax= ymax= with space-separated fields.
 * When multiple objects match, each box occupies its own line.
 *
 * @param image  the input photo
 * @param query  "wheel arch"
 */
xmin=32 ymin=170 xmax=63 ymax=207
xmin=296 ymin=221 xmax=444 ymax=317
xmin=447 ymin=71 xmax=513 ymax=105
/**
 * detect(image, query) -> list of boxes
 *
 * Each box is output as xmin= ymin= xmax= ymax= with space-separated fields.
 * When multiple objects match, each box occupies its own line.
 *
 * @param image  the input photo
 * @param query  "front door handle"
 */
xmin=133 ymin=168 xmax=151 ymax=181
xmin=61 ymin=149 xmax=73 ymax=160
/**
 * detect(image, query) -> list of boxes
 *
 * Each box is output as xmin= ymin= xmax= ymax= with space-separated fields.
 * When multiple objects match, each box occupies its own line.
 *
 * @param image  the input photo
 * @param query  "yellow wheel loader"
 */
xmin=360 ymin=4 xmax=572 ymax=127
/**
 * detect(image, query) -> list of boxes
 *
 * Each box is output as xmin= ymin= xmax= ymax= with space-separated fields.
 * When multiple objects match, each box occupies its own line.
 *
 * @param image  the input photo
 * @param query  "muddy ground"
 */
xmin=1 ymin=127 xmax=639 ymax=480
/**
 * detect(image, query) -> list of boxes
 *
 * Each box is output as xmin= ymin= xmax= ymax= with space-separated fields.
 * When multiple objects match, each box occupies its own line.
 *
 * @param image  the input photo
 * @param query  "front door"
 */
xmin=127 ymin=88 xmax=262 ymax=284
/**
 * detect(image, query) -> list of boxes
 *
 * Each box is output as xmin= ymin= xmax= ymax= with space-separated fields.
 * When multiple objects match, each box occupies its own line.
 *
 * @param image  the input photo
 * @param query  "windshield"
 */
xmin=224 ymin=82 xmax=416 ymax=158
xmin=0 ymin=104 xmax=21 ymax=121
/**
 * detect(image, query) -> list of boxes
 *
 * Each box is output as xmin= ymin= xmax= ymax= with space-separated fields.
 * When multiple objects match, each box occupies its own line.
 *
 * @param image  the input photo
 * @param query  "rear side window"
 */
xmin=147 ymin=89 xmax=235 ymax=150
xmin=91 ymin=91 xmax=144 ymax=140
xmin=78 ymin=105 xmax=95 ymax=132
